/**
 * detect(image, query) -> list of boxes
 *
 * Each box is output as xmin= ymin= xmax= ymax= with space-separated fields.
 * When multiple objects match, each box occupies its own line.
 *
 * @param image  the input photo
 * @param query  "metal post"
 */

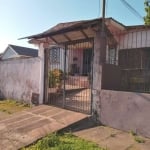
xmin=90 ymin=39 xmax=94 ymax=114
xmin=63 ymin=45 xmax=67 ymax=108
xmin=101 ymin=0 xmax=106 ymax=19
xmin=100 ymin=0 xmax=106 ymax=64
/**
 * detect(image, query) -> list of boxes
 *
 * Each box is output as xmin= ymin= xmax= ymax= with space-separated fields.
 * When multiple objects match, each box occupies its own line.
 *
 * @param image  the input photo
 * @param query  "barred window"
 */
xmin=49 ymin=48 xmax=60 ymax=63
xmin=108 ymin=48 xmax=116 ymax=65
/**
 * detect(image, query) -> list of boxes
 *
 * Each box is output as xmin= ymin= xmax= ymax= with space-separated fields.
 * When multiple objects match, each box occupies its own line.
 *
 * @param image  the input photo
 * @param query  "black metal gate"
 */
xmin=47 ymin=39 xmax=93 ymax=114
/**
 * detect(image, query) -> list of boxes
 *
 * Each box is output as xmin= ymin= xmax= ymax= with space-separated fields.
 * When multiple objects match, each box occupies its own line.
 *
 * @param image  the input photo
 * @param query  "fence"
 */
xmin=0 ymin=57 xmax=41 ymax=103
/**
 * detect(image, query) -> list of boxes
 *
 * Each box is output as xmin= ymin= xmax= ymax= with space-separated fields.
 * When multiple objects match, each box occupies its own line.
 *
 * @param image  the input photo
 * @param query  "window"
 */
xmin=108 ymin=48 xmax=116 ymax=65
xmin=49 ymin=48 xmax=60 ymax=63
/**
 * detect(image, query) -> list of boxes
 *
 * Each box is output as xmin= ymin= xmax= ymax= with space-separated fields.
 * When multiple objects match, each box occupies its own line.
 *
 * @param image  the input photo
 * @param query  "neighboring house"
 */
xmin=1 ymin=44 xmax=38 ymax=60
xmin=0 ymin=53 xmax=2 ymax=60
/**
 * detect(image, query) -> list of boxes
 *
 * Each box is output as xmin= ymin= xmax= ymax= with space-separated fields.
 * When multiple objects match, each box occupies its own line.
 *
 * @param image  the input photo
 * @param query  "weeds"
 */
xmin=130 ymin=130 xmax=145 ymax=143
xmin=130 ymin=130 xmax=137 ymax=136
xmin=134 ymin=136 xmax=145 ymax=143
xmin=22 ymin=132 xmax=107 ymax=150
xmin=110 ymin=133 xmax=116 ymax=137
xmin=0 ymin=99 xmax=29 ymax=116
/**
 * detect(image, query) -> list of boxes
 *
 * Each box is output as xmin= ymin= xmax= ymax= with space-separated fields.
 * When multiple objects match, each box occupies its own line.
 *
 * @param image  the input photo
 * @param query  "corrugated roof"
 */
xmin=20 ymin=18 xmax=105 ymax=40
xmin=9 ymin=44 xmax=38 ymax=57
xmin=21 ymin=17 xmax=150 ymax=40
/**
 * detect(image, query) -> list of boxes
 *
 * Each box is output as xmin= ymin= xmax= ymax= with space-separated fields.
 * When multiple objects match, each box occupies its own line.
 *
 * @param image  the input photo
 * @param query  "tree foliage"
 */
xmin=144 ymin=0 xmax=150 ymax=25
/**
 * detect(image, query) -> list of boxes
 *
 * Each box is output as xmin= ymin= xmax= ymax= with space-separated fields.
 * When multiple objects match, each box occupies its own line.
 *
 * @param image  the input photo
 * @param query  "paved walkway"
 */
xmin=74 ymin=125 xmax=150 ymax=150
xmin=0 ymin=105 xmax=88 ymax=150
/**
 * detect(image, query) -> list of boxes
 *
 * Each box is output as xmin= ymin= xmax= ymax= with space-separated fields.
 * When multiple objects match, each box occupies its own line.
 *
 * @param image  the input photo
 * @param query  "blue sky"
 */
xmin=0 ymin=0 xmax=145 ymax=53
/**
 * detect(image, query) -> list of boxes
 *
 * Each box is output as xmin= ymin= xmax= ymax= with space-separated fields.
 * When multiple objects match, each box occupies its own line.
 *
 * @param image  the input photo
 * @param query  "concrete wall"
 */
xmin=92 ymin=29 xmax=150 ymax=138
xmin=100 ymin=90 xmax=150 ymax=138
xmin=0 ymin=57 xmax=41 ymax=104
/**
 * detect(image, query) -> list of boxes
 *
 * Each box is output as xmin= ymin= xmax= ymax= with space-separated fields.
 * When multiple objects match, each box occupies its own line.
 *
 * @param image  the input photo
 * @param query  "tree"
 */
xmin=144 ymin=0 xmax=150 ymax=25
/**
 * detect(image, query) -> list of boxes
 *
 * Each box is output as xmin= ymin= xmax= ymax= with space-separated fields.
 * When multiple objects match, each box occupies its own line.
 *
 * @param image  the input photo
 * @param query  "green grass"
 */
xmin=129 ymin=130 xmax=145 ymax=143
xmin=0 ymin=99 xmax=29 ymax=119
xmin=134 ymin=136 xmax=145 ymax=143
xmin=22 ymin=133 xmax=107 ymax=150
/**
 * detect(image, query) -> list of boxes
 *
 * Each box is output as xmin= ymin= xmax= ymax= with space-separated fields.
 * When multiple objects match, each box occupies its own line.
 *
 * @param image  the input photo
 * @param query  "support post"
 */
xmin=43 ymin=48 xmax=49 ymax=104
xmin=92 ymin=0 xmax=107 ymax=122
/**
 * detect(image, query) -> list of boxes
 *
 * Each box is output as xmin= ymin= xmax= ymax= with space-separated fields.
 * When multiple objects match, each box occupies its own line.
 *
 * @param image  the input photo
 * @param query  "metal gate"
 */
xmin=47 ymin=39 xmax=93 ymax=114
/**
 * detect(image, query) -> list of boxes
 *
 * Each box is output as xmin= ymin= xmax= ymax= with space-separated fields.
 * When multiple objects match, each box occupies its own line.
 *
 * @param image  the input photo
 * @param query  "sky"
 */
xmin=0 ymin=0 xmax=145 ymax=53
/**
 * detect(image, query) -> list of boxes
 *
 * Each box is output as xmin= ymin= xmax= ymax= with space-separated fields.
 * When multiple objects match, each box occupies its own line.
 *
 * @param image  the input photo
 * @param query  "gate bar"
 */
xmin=63 ymin=45 xmax=67 ymax=108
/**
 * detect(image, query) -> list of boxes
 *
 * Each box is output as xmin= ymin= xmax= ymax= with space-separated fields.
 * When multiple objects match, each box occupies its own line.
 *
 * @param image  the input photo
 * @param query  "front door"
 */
xmin=83 ymin=49 xmax=92 ymax=75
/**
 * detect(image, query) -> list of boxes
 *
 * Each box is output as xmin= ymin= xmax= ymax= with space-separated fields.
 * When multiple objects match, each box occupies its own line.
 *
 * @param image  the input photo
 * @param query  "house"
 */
xmin=0 ymin=53 xmax=2 ymax=60
xmin=21 ymin=17 xmax=149 ymax=91
xmin=1 ymin=44 xmax=38 ymax=60
xmin=1 ymin=17 xmax=150 ymax=138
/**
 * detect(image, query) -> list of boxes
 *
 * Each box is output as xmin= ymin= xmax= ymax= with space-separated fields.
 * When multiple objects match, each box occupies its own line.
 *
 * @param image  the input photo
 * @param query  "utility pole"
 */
xmin=100 ymin=0 xmax=106 ymax=64
xmin=101 ymin=0 xmax=106 ymax=17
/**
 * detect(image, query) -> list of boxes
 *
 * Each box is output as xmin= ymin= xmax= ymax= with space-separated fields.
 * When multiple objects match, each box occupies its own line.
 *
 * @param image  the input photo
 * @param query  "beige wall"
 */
xmin=0 ymin=57 xmax=41 ymax=104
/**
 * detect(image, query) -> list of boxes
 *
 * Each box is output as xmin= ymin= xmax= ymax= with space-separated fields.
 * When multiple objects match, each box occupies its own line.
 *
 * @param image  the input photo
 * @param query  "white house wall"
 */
xmin=2 ymin=47 xmax=17 ymax=60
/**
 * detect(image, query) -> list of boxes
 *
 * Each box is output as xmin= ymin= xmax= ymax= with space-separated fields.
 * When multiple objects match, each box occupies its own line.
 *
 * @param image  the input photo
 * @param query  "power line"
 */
xmin=120 ymin=0 xmax=143 ymax=21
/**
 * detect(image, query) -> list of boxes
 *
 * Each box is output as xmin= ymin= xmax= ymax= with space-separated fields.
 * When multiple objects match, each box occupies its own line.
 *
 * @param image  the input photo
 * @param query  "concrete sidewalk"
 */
xmin=0 ymin=105 xmax=88 ymax=150
xmin=74 ymin=125 xmax=150 ymax=150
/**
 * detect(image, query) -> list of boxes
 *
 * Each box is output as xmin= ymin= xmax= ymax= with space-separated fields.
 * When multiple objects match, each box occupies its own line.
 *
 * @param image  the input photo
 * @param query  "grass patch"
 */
xmin=0 ymin=99 xmax=29 ymax=119
xmin=129 ymin=130 xmax=145 ymax=143
xmin=22 ymin=133 xmax=107 ymax=150
xmin=110 ymin=133 xmax=116 ymax=138
xmin=130 ymin=130 xmax=137 ymax=136
xmin=134 ymin=136 xmax=145 ymax=143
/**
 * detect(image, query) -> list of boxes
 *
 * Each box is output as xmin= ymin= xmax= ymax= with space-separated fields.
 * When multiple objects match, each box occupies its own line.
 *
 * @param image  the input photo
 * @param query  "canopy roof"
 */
xmin=20 ymin=17 xmax=127 ymax=44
